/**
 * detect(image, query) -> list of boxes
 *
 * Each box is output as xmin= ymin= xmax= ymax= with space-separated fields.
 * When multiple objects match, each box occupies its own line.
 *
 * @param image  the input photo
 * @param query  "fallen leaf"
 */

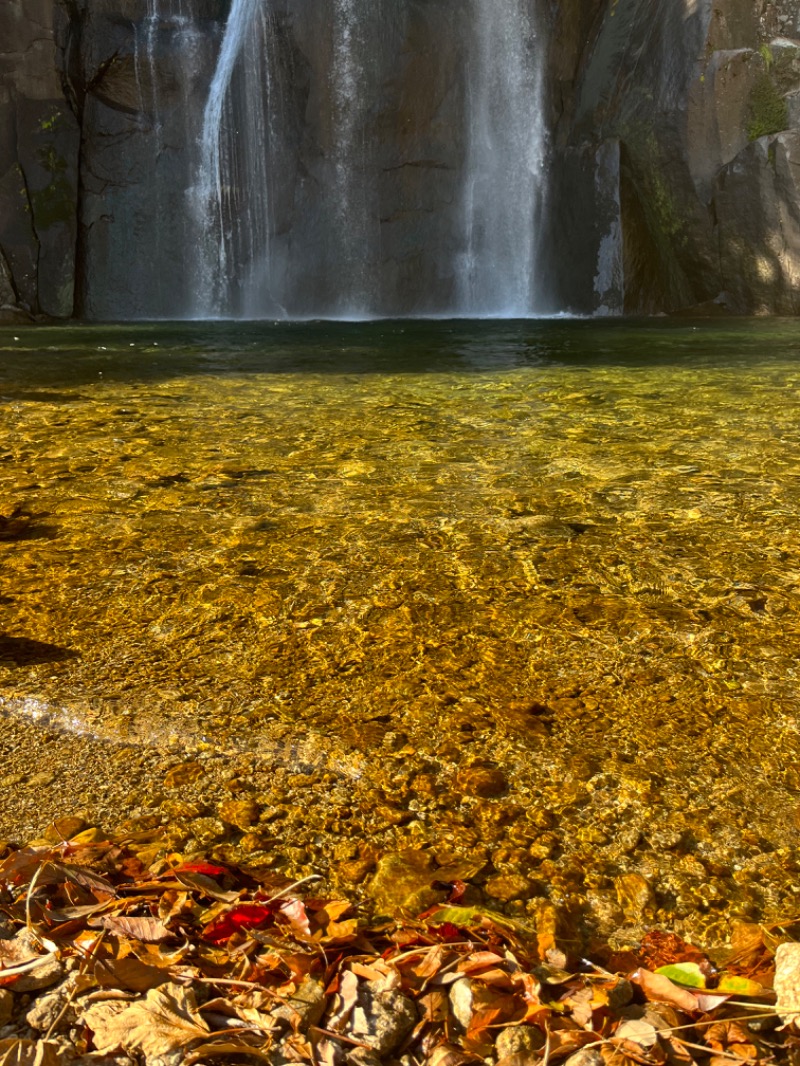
xmin=83 ymin=982 xmax=210 ymax=1057
xmin=774 ymin=942 xmax=800 ymax=1027
xmin=428 ymin=1043 xmax=484 ymax=1066
xmin=175 ymin=870 xmax=240 ymax=903
xmin=635 ymin=968 xmax=699 ymax=1011
xmin=614 ymin=1019 xmax=659 ymax=1048
xmin=705 ymin=1019 xmax=759 ymax=1051
xmin=654 ymin=963 xmax=706 ymax=989
xmin=639 ymin=931 xmax=712 ymax=974
xmin=0 ymin=1039 xmax=63 ymax=1066
xmin=203 ymin=903 xmax=277 ymax=944
xmin=185 ymin=1042 xmax=275 ymax=1063
xmin=715 ymin=974 xmax=765 ymax=997
xmin=89 ymin=915 xmax=172 ymax=942
xmin=326 ymin=969 xmax=359 ymax=1029
xmin=425 ymin=905 xmax=518 ymax=932
xmin=94 ymin=954 xmax=170 ymax=993
xmin=278 ymin=898 xmax=313 ymax=940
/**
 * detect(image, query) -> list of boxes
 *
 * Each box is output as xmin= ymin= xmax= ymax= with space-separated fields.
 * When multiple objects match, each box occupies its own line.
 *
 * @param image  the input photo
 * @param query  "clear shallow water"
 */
xmin=2 ymin=318 xmax=800 ymax=937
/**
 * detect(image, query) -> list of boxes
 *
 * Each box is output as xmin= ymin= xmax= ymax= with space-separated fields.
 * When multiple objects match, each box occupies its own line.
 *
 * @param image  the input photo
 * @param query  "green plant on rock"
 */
xmin=747 ymin=73 xmax=788 ymax=140
xmin=31 ymin=146 xmax=73 ymax=229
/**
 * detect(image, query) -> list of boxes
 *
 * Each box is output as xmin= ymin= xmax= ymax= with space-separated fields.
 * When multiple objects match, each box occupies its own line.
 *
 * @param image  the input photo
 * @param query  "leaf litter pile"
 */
xmin=2 ymin=830 xmax=800 ymax=1066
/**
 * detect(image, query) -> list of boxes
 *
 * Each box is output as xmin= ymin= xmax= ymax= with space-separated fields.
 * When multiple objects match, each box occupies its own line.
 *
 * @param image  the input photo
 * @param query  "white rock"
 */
xmin=448 ymin=977 xmax=473 ymax=1029
xmin=775 ymin=942 xmax=800 ymax=1027
xmin=564 ymin=1052 xmax=604 ymax=1066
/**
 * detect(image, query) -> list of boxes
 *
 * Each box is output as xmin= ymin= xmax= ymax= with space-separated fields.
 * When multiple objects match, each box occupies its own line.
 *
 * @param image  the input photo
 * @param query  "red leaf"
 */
xmin=202 ymin=904 xmax=277 ymax=944
xmin=174 ymin=862 xmax=230 ymax=879
xmin=638 ymin=931 xmax=713 ymax=976
xmin=426 ymin=923 xmax=465 ymax=943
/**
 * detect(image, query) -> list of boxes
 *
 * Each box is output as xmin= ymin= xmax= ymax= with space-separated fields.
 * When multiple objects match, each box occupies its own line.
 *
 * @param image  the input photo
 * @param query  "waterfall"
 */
xmin=457 ymin=0 xmax=546 ymax=316
xmin=194 ymin=0 xmax=548 ymax=319
xmin=329 ymin=0 xmax=374 ymax=316
xmin=195 ymin=0 xmax=280 ymax=316
xmin=129 ymin=1 xmax=206 ymax=317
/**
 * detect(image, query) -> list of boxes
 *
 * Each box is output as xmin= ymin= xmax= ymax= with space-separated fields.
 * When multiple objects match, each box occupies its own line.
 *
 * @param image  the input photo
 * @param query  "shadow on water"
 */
xmin=0 ymin=635 xmax=78 ymax=667
xmin=0 ymin=318 xmax=799 ymax=390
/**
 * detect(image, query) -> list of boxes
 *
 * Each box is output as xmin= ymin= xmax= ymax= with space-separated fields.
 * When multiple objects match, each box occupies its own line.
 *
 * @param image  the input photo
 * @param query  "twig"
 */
xmin=672 ymin=1036 xmax=771 ymax=1062
xmin=309 ymin=1026 xmax=373 ymax=1049
xmin=45 ymin=929 xmax=106 ymax=1040
xmin=25 ymin=860 xmax=50 ymax=946
xmin=540 ymin=1020 xmax=552 ymax=1066
xmin=263 ymin=875 xmax=322 ymax=905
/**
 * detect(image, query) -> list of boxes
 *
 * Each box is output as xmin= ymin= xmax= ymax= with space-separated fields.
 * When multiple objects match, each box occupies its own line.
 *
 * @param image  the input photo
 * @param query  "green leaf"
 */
xmin=654 ymin=962 xmax=707 ymax=989
xmin=716 ymin=974 xmax=765 ymax=997
xmin=426 ymin=905 xmax=519 ymax=932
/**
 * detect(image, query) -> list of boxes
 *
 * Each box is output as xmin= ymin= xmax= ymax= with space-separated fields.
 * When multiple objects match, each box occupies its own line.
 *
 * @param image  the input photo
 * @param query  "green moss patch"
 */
xmin=747 ymin=73 xmax=788 ymax=140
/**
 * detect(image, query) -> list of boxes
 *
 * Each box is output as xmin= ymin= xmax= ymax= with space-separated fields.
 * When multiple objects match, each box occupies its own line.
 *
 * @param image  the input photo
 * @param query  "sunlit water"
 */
xmin=2 ymin=319 xmax=800 ymax=937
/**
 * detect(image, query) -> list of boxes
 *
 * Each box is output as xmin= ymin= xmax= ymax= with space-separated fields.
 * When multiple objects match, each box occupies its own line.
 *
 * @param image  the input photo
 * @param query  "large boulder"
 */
xmin=548 ymin=0 xmax=800 ymax=315
xmin=714 ymin=130 xmax=800 ymax=313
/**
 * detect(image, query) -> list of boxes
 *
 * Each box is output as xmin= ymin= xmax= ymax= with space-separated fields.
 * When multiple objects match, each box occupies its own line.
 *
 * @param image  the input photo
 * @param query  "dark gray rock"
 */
xmin=714 ymin=130 xmax=800 ymax=313
xmin=547 ymin=0 xmax=800 ymax=314
xmin=0 ymin=0 xmax=799 ymax=318
xmin=0 ymin=0 xmax=79 ymax=317
xmin=347 ymin=979 xmax=417 ymax=1056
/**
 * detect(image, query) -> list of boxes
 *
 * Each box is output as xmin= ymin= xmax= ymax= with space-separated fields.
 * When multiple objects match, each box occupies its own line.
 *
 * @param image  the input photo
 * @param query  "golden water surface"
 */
xmin=1 ymin=319 xmax=800 ymax=940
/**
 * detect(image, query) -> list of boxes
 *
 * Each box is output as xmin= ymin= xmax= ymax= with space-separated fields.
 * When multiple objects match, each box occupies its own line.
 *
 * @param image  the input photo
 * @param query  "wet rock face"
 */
xmin=66 ymin=0 xmax=224 ymax=319
xmin=0 ymin=1 xmax=79 ymax=318
xmin=549 ymin=0 xmax=800 ymax=315
xmin=1 ymin=0 xmax=799 ymax=318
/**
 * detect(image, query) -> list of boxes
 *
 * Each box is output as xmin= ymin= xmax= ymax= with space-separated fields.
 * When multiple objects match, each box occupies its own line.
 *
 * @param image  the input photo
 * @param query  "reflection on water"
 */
xmin=1 ymin=318 xmax=800 ymax=938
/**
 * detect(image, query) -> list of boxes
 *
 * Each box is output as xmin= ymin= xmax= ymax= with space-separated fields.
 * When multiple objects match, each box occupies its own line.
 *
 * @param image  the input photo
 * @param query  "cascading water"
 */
xmin=194 ymin=0 xmax=548 ymax=319
xmin=195 ymin=0 xmax=280 ymax=316
xmin=457 ymin=0 xmax=546 ymax=316
xmin=328 ymin=0 xmax=375 ymax=316
xmin=121 ymin=1 xmax=206 ymax=317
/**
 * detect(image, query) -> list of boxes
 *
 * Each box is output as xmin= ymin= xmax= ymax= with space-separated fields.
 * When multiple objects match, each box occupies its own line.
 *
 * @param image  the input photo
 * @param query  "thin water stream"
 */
xmin=1 ymin=319 xmax=799 ymax=940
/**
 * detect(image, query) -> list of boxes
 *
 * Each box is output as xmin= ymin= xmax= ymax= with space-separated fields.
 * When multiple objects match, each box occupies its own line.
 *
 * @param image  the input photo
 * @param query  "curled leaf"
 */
xmin=653 ymin=962 xmax=706 ymax=989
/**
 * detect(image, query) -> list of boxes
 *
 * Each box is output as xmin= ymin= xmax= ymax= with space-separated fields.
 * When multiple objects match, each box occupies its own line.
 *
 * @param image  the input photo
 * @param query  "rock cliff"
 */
xmin=0 ymin=0 xmax=798 ymax=319
xmin=548 ymin=0 xmax=800 ymax=314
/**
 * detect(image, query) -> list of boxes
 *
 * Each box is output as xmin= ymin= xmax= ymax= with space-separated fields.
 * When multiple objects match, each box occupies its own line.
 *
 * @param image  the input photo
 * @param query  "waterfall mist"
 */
xmin=193 ymin=0 xmax=548 ymax=319
xmin=458 ymin=0 xmax=546 ymax=316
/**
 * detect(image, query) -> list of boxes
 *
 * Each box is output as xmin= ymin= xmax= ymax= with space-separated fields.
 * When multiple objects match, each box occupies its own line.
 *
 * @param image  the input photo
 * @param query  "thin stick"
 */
xmin=540 ymin=1021 xmax=552 ymax=1066
xmin=672 ymin=1036 xmax=767 ymax=1062
xmin=309 ymin=1026 xmax=373 ymax=1049
xmin=263 ymin=875 xmax=322 ymax=905
xmin=45 ymin=930 xmax=106 ymax=1040
xmin=25 ymin=860 xmax=49 ymax=946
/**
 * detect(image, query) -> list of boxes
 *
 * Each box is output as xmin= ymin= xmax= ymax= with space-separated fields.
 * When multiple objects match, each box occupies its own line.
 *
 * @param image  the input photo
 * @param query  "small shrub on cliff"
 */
xmin=747 ymin=73 xmax=788 ymax=140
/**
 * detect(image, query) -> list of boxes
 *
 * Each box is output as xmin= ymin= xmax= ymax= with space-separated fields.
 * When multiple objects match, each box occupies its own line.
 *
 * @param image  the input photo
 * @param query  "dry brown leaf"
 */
xmin=427 ymin=1044 xmax=484 ymax=1066
xmin=185 ymin=1042 xmax=275 ymax=1063
xmin=774 ymin=942 xmax=800 ymax=1027
xmin=0 ymin=1040 xmax=64 ymax=1066
xmin=0 ymin=933 xmax=43 ymax=969
xmin=326 ymin=968 xmax=359 ymax=1029
xmin=175 ymin=870 xmax=240 ymax=903
xmin=82 ymin=981 xmax=210 ymax=1057
xmin=635 ymin=968 xmax=699 ymax=1012
xmin=89 ymin=915 xmax=172 ymax=942
xmin=614 ymin=1019 xmax=659 ymax=1049
xmin=94 ymin=954 xmax=170 ymax=993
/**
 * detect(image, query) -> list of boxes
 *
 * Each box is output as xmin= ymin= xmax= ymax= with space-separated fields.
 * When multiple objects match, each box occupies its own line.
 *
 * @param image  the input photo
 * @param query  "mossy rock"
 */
xmin=747 ymin=73 xmax=788 ymax=140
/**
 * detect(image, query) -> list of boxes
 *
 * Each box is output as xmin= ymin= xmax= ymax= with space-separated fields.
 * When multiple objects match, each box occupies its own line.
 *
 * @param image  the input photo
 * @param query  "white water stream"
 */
xmin=193 ymin=0 xmax=547 ymax=317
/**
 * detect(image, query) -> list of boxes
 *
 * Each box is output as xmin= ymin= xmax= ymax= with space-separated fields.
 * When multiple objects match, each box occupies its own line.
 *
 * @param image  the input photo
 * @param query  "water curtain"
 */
xmin=195 ymin=0 xmax=547 ymax=318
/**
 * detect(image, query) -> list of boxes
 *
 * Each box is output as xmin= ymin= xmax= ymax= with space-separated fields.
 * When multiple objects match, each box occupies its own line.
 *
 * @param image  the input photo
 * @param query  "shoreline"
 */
xmin=0 ymin=820 xmax=792 ymax=1066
